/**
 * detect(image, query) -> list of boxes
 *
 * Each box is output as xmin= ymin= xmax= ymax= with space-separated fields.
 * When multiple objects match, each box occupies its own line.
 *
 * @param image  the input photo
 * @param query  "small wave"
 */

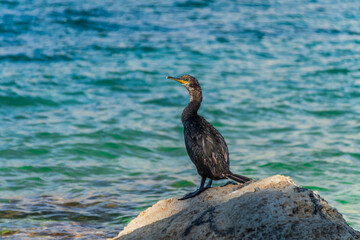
xmin=312 ymin=68 xmax=351 ymax=75
xmin=175 ymin=0 xmax=211 ymax=8
xmin=302 ymin=185 xmax=330 ymax=192
xmin=142 ymin=97 xmax=182 ymax=107
xmin=63 ymin=147 xmax=118 ymax=159
xmin=0 ymin=52 xmax=73 ymax=62
xmin=315 ymin=28 xmax=360 ymax=36
xmin=93 ymin=78 xmax=121 ymax=86
xmin=0 ymin=95 xmax=59 ymax=107
xmin=63 ymin=7 xmax=113 ymax=18
xmin=305 ymin=109 xmax=350 ymax=117
xmin=54 ymin=18 xmax=120 ymax=33
xmin=170 ymin=180 xmax=195 ymax=188
xmin=0 ymin=0 xmax=19 ymax=7
xmin=349 ymin=152 xmax=360 ymax=159
xmin=10 ymin=165 xmax=122 ymax=177
xmin=92 ymin=44 xmax=159 ymax=53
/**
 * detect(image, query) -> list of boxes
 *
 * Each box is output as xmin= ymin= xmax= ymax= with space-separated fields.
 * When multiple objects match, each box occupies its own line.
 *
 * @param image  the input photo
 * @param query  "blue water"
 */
xmin=1 ymin=0 xmax=360 ymax=238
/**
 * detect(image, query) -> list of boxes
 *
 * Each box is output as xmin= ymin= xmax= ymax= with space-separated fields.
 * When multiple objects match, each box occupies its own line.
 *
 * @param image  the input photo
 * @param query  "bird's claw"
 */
xmin=178 ymin=188 xmax=206 ymax=200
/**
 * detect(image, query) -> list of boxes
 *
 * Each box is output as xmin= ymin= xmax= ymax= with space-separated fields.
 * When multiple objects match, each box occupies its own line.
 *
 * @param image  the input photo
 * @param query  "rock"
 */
xmin=111 ymin=175 xmax=360 ymax=240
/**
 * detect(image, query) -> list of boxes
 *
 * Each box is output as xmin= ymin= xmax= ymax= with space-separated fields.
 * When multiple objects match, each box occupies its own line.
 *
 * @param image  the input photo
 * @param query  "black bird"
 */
xmin=168 ymin=75 xmax=251 ymax=200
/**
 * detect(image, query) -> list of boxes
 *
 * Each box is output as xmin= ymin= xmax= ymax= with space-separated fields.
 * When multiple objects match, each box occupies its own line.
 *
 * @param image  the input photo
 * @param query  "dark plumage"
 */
xmin=167 ymin=75 xmax=251 ymax=200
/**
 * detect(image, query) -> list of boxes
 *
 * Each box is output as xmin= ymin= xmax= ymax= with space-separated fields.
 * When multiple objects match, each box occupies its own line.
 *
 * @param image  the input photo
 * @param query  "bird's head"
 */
xmin=167 ymin=75 xmax=201 ymax=93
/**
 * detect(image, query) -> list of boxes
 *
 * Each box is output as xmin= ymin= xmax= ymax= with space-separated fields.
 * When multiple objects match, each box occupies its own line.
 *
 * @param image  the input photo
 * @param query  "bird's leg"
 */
xmin=179 ymin=177 xmax=206 ymax=200
xmin=205 ymin=179 xmax=213 ymax=189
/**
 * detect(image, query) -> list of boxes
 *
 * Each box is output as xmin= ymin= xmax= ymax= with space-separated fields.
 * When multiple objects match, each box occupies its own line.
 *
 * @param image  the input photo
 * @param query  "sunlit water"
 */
xmin=0 ymin=0 xmax=359 ymax=238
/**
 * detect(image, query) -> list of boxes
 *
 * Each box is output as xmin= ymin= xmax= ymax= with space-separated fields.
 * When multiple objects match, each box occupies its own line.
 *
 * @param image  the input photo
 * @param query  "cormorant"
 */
xmin=167 ymin=75 xmax=252 ymax=200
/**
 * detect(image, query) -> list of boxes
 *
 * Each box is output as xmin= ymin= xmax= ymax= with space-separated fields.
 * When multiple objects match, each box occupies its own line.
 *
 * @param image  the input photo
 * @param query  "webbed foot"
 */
xmin=178 ymin=177 xmax=207 ymax=200
xmin=179 ymin=188 xmax=206 ymax=200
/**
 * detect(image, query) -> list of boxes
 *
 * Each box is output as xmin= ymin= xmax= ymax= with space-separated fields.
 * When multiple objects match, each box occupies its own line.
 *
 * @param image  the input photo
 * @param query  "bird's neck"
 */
xmin=181 ymin=89 xmax=202 ymax=124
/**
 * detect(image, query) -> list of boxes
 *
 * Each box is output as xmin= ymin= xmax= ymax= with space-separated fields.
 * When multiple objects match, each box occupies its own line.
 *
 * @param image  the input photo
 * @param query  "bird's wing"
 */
xmin=183 ymin=116 xmax=230 ymax=178
xmin=199 ymin=131 xmax=229 ymax=166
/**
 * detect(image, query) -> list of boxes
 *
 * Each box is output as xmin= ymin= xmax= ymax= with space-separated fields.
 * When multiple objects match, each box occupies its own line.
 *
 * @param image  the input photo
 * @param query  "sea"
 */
xmin=0 ymin=0 xmax=359 ymax=238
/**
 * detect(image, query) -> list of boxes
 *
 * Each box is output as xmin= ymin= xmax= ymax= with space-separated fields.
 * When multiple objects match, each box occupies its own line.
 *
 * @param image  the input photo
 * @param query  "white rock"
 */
xmin=111 ymin=175 xmax=360 ymax=240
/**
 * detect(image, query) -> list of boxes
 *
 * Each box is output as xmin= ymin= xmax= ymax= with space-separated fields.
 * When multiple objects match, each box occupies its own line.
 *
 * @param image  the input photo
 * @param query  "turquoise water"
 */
xmin=1 ymin=0 xmax=360 ymax=238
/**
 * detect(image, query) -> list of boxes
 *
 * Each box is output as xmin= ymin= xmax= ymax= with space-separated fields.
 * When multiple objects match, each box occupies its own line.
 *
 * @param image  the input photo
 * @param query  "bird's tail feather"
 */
xmin=227 ymin=172 xmax=252 ymax=183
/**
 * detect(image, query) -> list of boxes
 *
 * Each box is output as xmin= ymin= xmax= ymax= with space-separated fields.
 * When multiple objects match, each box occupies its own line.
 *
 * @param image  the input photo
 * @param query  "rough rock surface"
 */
xmin=111 ymin=175 xmax=360 ymax=240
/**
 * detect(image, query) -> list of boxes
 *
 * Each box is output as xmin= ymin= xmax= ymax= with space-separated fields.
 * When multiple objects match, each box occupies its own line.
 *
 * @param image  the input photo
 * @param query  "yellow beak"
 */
xmin=167 ymin=76 xmax=188 ymax=84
